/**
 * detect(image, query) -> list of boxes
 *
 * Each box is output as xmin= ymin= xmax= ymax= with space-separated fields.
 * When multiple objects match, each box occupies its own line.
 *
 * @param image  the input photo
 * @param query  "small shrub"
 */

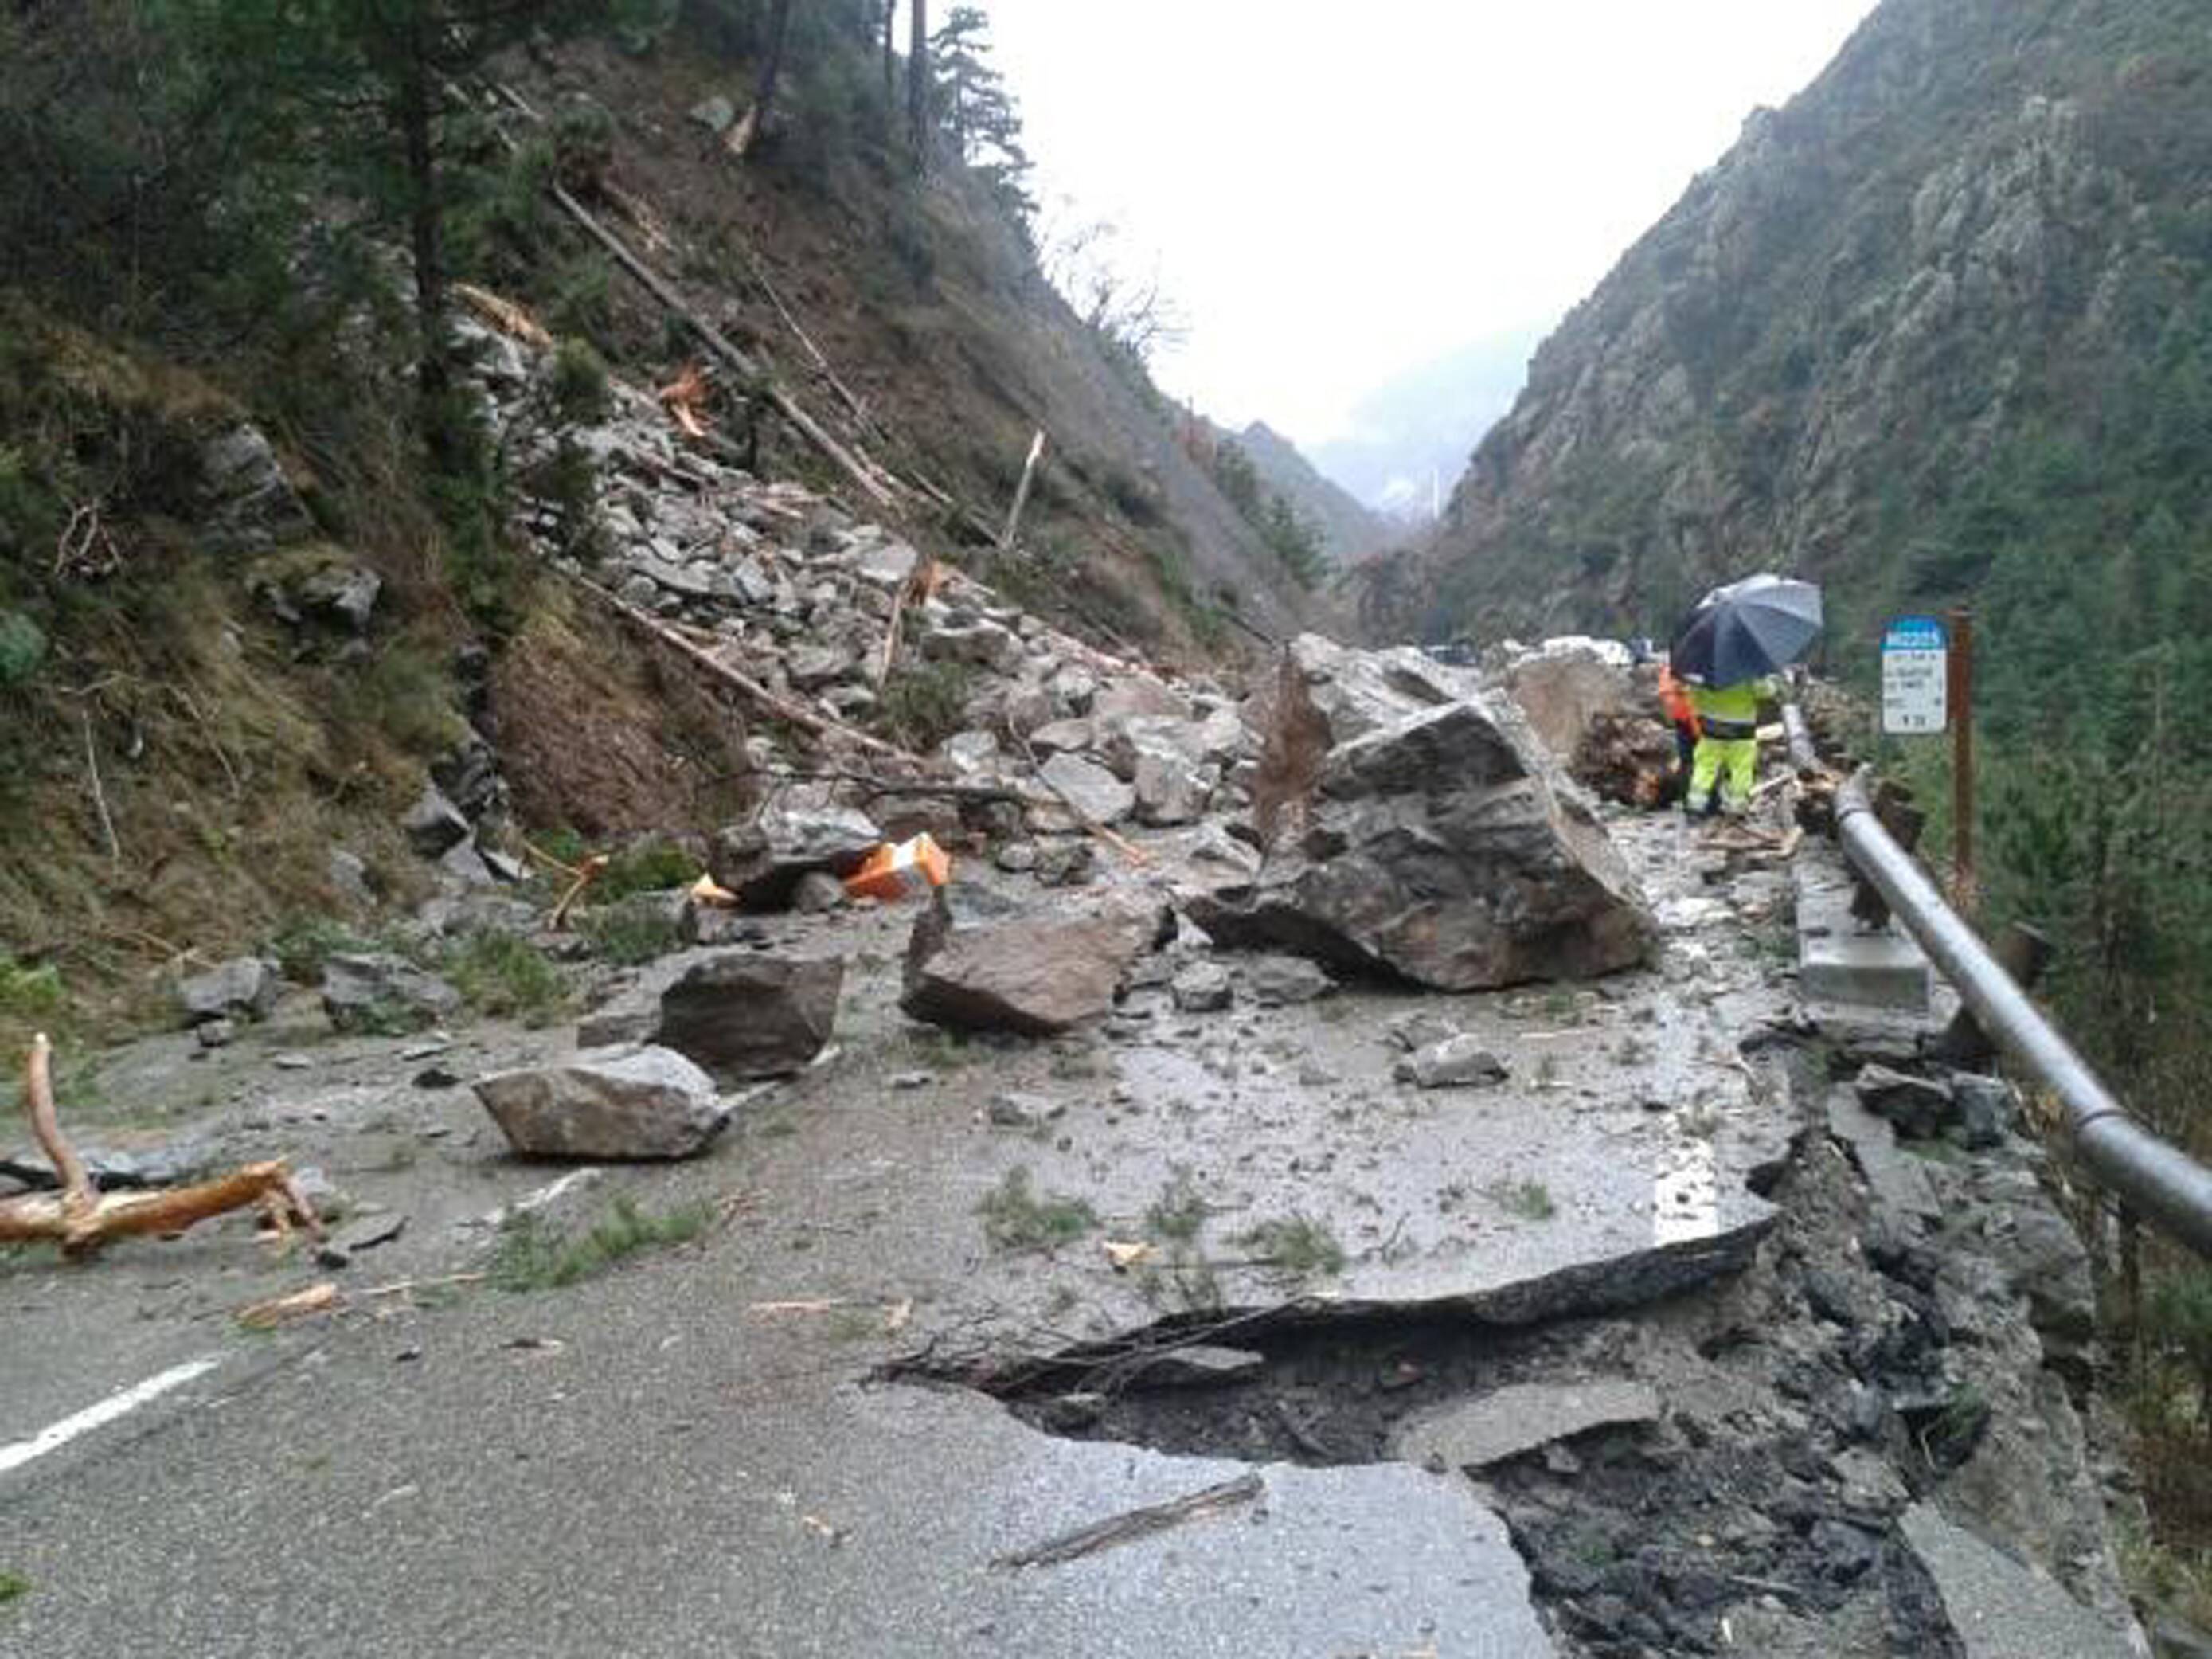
xmin=490 ymin=1195 xmax=711 ymax=1291
xmin=268 ymin=915 xmax=373 ymax=984
xmin=596 ymin=839 xmax=702 ymax=902
xmin=578 ymin=906 xmax=683 ymax=967
xmin=0 ymin=1571 xmax=26 ymax=1604
xmin=977 ymin=1167 xmax=1098 ymax=1252
xmin=1237 ymin=1215 xmax=1346 ymax=1277
xmin=549 ymin=338 xmax=610 ymax=425
xmin=0 ymin=957 xmax=63 ymax=1019
xmin=1487 ymin=1179 xmax=1557 ymax=1223
xmin=876 ymin=659 xmax=973 ymax=751
xmin=445 ymin=931 xmax=569 ymax=1024
xmin=1144 ymin=1173 xmax=1208 ymax=1244
xmin=0 ymin=612 xmax=45 ymax=688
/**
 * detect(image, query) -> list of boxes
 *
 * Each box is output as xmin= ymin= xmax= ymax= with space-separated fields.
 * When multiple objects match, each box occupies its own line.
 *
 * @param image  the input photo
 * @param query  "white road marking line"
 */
xmin=0 ymin=1356 xmax=222 ymax=1476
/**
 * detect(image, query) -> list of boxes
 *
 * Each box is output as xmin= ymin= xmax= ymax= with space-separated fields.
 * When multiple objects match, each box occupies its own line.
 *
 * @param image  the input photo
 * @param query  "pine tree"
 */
xmin=930 ymin=6 xmax=1033 ymax=219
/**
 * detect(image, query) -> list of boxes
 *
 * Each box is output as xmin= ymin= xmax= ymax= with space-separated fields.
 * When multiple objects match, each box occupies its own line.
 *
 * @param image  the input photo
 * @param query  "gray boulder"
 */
xmin=1170 ymin=961 xmax=1234 ymax=1013
xmin=404 ymin=782 xmax=473 ymax=859
xmin=1243 ymin=956 xmax=1333 ymax=1006
xmin=709 ymin=803 xmax=881 ymax=910
xmin=656 ymin=950 xmax=845 ymax=1081
xmin=321 ymin=953 xmax=460 ymax=1033
xmin=903 ymin=887 xmax=1167 ymax=1036
xmin=200 ymin=423 xmax=313 ymax=547
xmin=177 ymin=957 xmax=279 ymax=1026
xmin=1395 ymin=1035 xmax=1511 ymax=1088
xmin=474 ymin=1045 xmax=729 ymax=1160
xmin=1039 ymin=753 xmax=1135 ymax=827
xmin=1190 ymin=641 xmax=1655 ymax=990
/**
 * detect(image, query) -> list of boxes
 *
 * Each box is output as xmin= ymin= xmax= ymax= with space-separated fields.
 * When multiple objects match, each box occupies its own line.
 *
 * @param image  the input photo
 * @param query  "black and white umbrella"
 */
xmin=1670 ymin=575 xmax=1823 ymax=686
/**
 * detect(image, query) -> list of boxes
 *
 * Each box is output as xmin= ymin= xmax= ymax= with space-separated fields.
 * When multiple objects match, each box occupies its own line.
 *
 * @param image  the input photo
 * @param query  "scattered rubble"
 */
xmin=320 ymin=953 xmax=462 ymax=1034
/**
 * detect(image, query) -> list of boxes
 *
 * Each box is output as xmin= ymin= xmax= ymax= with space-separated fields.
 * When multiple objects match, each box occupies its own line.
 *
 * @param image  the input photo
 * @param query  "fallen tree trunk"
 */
xmin=0 ymin=1035 xmax=321 ymax=1258
xmin=569 ymin=573 xmax=924 ymax=765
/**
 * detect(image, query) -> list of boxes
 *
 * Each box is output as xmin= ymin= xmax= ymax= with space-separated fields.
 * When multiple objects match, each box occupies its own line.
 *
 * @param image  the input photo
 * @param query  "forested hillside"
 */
xmin=0 ymin=0 xmax=1314 ymax=1038
xmin=1357 ymin=0 xmax=2212 ymax=1564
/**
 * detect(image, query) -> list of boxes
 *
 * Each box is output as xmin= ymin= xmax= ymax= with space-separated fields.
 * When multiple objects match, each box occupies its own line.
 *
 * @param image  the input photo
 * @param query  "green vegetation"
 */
xmin=577 ymin=906 xmax=683 ymax=967
xmin=1208 ymin=439 xmax=1327 ymax=588
xmin=1487 ymin=1179 xmax=1557 ymax=1223
xmin=1144 ymin=1173 xmax=1209 ymax=1244
xmin=1236 ymin=1214 xmax=1346 ymax=1278
xmin=490 ymin=1195 xmax=712 ymax=1292
xmin=0 ymin=1571 xmax=26 ymax=1605
xmin=875 ymin=659 xmax=973 ymax=752
xmin=268 ymin=915 xmax=376 ymax=984
xmin=976 ymin=1166 xmax=1098 ymax=1253
xmin=444 ymin=931 xmax=569 ymax=1024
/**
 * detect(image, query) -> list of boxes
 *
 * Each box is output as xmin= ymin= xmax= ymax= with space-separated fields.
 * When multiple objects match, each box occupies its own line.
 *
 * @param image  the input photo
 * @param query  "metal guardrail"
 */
xmin=1788 ymin=702 xmax=2212 ymax=1257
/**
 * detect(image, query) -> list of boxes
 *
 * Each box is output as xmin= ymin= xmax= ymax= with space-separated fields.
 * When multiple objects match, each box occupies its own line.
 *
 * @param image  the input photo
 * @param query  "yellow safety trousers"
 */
xmin=1690 ymin=735 xmax=1757 ymax=813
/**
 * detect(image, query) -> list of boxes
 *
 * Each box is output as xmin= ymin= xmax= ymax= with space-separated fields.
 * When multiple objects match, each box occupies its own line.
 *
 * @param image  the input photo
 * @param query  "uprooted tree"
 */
xmin=0 ymin=1035 xmax=321 ymax=1258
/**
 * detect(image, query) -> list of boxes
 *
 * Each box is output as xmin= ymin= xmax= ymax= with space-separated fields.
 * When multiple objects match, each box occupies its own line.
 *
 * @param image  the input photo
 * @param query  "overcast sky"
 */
xmin=974 ymin=0 xmax=1882 ymax=451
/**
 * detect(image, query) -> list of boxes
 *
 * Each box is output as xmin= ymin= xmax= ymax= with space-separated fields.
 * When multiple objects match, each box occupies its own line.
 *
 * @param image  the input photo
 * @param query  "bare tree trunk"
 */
xmin=881 ymin=0 xmax=897 ymax=118
xmin=397 ymin=42 xmax=455 ymax=471
xmin=907 ymin=0 xmax=929 ymax=170
xmin=750 ymin=0 xmax=793 ymax=136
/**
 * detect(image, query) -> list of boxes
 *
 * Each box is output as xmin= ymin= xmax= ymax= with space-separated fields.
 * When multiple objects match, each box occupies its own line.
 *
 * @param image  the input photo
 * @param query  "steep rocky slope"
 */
xmin=1365 ymin=0 xmax=2212 ymax=660
xmin=1233 ymin=421 xmax=1390 ymax=564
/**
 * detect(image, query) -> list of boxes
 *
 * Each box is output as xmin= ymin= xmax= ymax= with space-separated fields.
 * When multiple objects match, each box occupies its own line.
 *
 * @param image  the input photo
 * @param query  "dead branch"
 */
xmin=454 ymin=281 xmax=552 ymax=349
xmin=568 ymin=573 xmax=921 ymax=765
xmin=0 ymin=1034 xmax=322 ymax=1258
xmin=873 ymin=555 xmax=938 ymax=691
xmin=991 ymin=1473 xmax=1264 ymax=1570
xmin=80 ymin=710 xmax=120 ymax=865
xmin=745 ymin=253 xmax=875 ymax=430
xmin=999 ymin=429 xmax=1048 ymax=551
xmin=549 ymin=854 xmax=611 ymax=931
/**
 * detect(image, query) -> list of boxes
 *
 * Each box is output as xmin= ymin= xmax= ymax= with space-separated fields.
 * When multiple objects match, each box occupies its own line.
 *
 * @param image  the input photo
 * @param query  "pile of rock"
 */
xmin=1190 ymin=636 xmax=1658 ymax=991
xmin=1488 ymin=637 xmax=1678 ymax=808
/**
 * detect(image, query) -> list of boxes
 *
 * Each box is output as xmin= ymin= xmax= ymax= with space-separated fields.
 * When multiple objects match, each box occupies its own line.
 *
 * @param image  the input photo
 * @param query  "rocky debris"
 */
xmin=1827 ymin=1088 xmax=1942 ymax=1223
xmin=1394 ymin=1035 xmax=1510 ymax=1088
xmin=686 ymin=93 xmax=737 ymax=135
xmin=473 ymin=1045 xmax=731 ymax=1160
xmin=1485 ymin=640 xmax=1679 ymax=808
xmin=639 ymin=950 xmax=846 ymax=1082
xmin=315 ymin=1211 xmax=408 ymax=1268
xmin=1193 ymin=639 xmax=1655 ymax=990
xmin=1 ymin=1138 xmax=215 ymax=1192
xmin=902 ymin=886 xmax=1167 ymax=1036
xmin=193 ymin=1017 xmax=236 ymax=1051
xmin=431 ymin=724 xmax=506 ymax=823
xmin=1901 ymin=1503 xmax=2137 ymax=1658
xmin=175 ymin=957 xmax=279 ymax=1026
xmin=1038 ymin=752 xmax=1134 ymax=827
xmin=1854 ymin=1064 xmax=1956 ymax=1137
xmin=1391 ymin=1380 xmax=1660 ymax=1472
xmin=200 ymin=422 xmax=313 ymax=547
xmin=1951 ymin=1074 xmax=2015 ymax=1149
xmin=246 ymin=552 xmax=382 ymax=635
xmin=1241 ymin=954 xmax=1333 ymax=1005
xmin=791 ymin=871 xmax=847 ymax=914
xmin=1032 ymin=841 xmax=1096 ymax=888
xmin=1169 ymin=961 xmax=1234 ymax=1013
xmin=710 ymin=802 xmax=881 ymax=910
xmin=320 ymin=953 xmax=459 ymax=1033
xmin=403 ymin=783 xmax=473 ymax=859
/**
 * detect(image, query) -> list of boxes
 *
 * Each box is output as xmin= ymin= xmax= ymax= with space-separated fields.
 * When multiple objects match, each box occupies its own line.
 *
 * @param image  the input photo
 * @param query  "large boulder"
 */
xmin=902 ymin=886 xmax=1167 ymax=1036
xmin=321 ymin=953 xmax=461 ymax=1033
xmin=1492 ymin=642 xmax=1675 ymax=808
xmin=1189 ymin=636 xmax=1655 ymax=991
xmin=709 ymin=803 xmax=881 ymax=910
xmin=655 ymin=951 xmax=846 ymax=1082
xmin=1038 ymin=752 xmax=1135 ymax=827
xmin=176 ymin=957 xmax=279 ymax=1027
xmin=473 ymin=1045 xmax=729 ymax=1160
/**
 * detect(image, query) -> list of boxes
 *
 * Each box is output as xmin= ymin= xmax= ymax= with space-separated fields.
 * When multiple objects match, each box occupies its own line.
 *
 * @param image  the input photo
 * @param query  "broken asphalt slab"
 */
xmin=2 ymin=1248 xmax=1557 ymax=1659
xmin=1901 ymin=1502 xmax=2137 ymax=1659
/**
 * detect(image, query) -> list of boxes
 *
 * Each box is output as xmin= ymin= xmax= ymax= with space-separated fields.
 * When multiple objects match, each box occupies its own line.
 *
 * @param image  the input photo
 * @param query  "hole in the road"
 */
xmin=887 ymin=1038 xmax=1968 ymax=1658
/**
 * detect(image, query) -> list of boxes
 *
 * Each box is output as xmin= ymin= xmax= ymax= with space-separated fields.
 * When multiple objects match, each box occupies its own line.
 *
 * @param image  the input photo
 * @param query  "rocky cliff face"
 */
xmin=1371 ymin=0 xmax=2212 ymax=655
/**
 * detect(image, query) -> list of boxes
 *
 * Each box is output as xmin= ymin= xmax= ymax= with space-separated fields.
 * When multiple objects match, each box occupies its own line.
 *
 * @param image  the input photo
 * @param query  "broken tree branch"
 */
xmin=542 ymin=178 xmax=902 ymax=512
xmin=80 ymin=710 xmax=120 ymax=866
xmin=1 ymin=1035 xmax=322 ymax=1258
xmin=999 ymin=429 xmax=1047 ymax=551
xmin=991 ymin=1473 xmax=1264 ymax=1570
xmin=568 ymin=573 xmax=922 ymax=765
